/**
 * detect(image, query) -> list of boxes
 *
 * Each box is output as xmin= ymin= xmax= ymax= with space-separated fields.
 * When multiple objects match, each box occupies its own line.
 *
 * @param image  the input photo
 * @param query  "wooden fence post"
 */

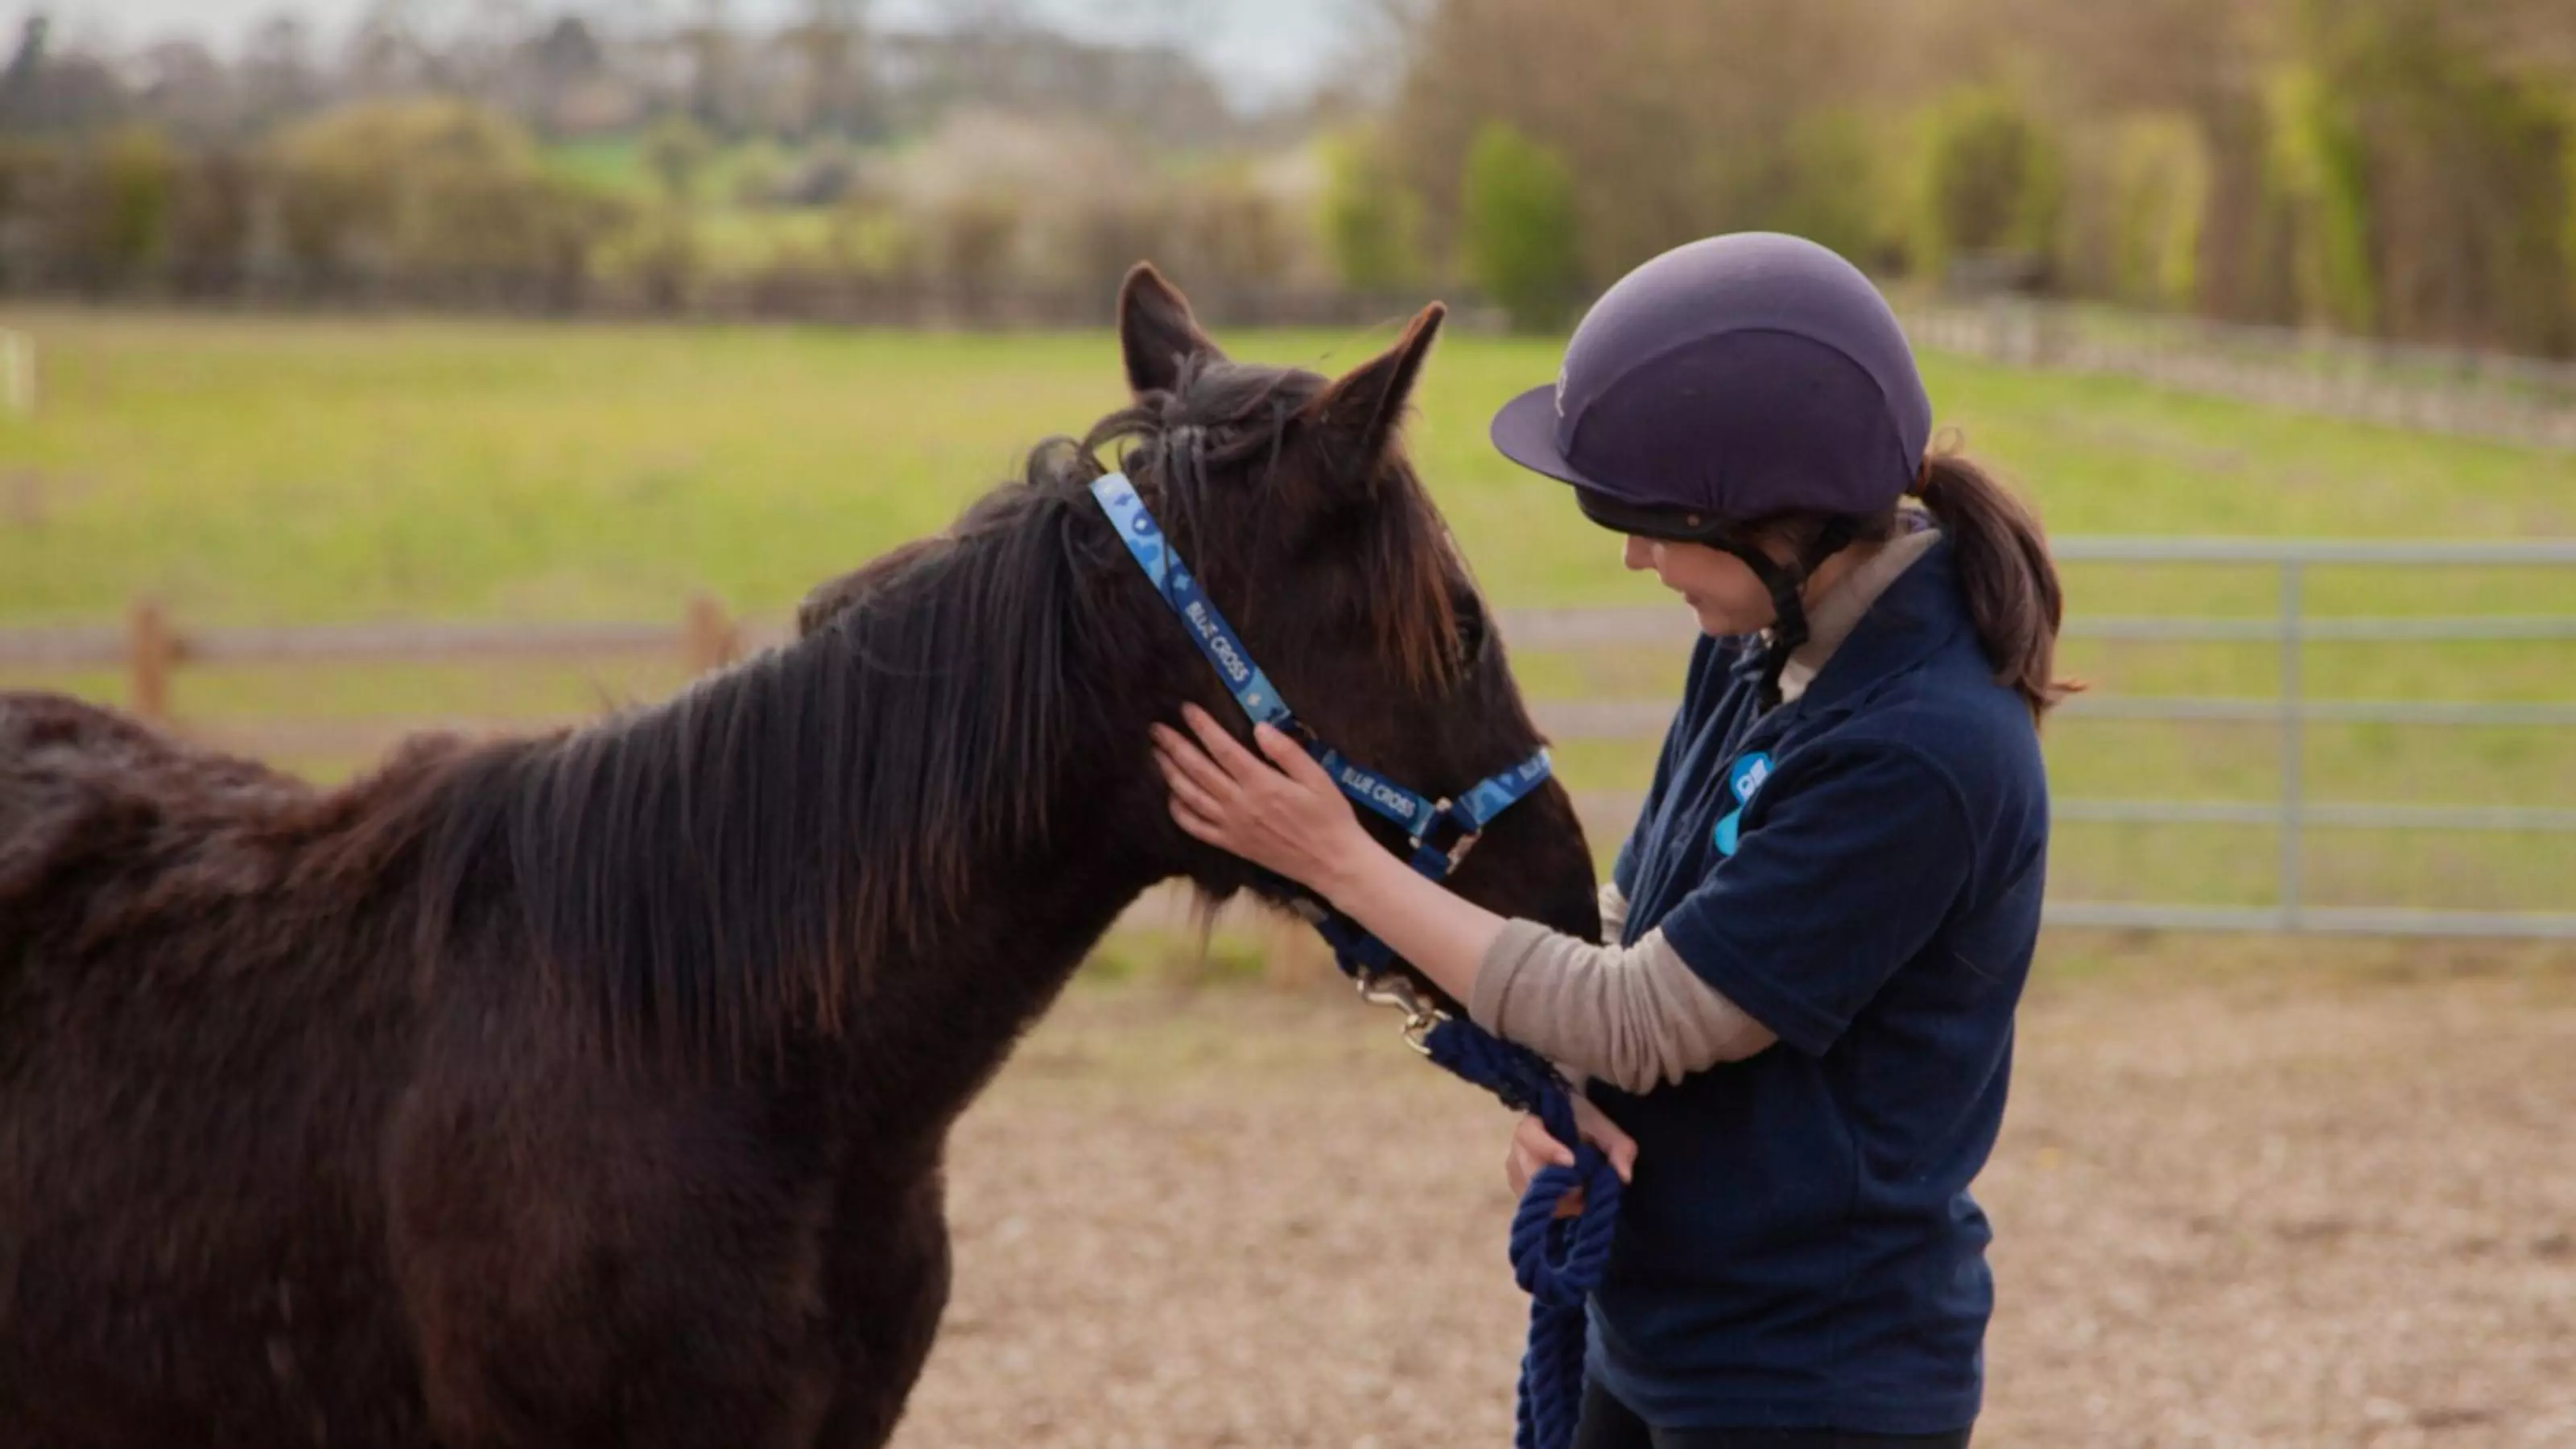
xmin=682 ymin=592 xmax=737 ymax=674
xmin=127 ymin=597 xmax=173 ymax=722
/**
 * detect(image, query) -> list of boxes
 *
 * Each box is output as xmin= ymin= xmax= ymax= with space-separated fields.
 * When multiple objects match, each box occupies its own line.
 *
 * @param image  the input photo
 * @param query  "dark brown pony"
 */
xmin=0 ymin=267 xmax=1599 ymax=1448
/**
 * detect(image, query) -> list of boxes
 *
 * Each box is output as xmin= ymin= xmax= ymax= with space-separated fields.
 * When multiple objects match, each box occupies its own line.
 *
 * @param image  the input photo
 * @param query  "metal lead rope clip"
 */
xmin=1355 ymin=972 xmax=1447 ymax=1057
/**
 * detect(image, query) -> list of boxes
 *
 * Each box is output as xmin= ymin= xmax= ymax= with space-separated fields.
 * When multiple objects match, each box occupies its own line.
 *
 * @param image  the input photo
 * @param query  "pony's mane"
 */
xmin=414 ymin=352 xmax=1463 ymax=1071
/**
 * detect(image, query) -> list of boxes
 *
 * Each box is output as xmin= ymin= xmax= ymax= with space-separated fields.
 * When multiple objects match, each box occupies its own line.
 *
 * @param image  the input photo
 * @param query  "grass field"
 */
xmin=2 ymin=308 xmax=2572 ymax=917
xmin=6 ymin=311 xmax=2576 ymax=623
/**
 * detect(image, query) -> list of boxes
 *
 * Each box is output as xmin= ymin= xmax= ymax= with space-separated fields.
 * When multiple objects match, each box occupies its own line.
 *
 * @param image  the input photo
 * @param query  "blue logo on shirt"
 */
xmin=1712 ymin=750 xmax=1772 ymax=857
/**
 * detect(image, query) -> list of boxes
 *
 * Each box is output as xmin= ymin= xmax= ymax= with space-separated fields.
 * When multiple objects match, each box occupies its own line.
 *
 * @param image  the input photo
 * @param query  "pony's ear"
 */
xmin=1118 ymin=262 xmax=1223 ymax=398
xmin=1300 ymin=302 xmax=1446 ymax=489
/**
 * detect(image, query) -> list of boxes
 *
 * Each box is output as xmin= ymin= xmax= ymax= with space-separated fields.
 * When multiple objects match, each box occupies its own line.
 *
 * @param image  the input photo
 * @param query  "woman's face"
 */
xmin=1623 ymin=534 xmax=1780 ymax=636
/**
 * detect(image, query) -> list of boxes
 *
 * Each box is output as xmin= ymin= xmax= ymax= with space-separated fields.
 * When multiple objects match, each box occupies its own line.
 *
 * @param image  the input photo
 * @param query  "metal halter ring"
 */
xmin=1412 ymin=803 xmax=1483 ymax=873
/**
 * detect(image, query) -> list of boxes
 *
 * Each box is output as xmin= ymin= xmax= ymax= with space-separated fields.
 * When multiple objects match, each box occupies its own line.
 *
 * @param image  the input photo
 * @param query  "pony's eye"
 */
xmin=1452 ymin=592 xmax=1489 ymax=667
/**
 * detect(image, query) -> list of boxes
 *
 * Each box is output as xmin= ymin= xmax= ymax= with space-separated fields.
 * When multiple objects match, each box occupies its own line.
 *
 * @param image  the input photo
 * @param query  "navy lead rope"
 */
xmin=1092 ymin=473 xmax=1620 ymax=1449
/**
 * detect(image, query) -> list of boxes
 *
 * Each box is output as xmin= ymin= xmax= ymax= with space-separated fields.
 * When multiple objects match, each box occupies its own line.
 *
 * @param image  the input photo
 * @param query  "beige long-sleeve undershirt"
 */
xmin=1466 ymin=526 xmax=1942 ymax=1093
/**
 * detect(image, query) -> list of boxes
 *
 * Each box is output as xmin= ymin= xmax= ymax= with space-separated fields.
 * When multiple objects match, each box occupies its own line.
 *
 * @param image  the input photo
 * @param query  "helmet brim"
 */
xmin=1488 ymin=382 xmax=1592 ymax=489
xmin=1492 ymin=382 xmax=1732 ymax=543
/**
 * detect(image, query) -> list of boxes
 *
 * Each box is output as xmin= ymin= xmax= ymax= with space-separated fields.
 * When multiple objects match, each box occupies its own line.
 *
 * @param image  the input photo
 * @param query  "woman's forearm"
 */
xmin=1319 ymin=859 xmax=1773 ymax=1091
xmin=1316 ymin=846 xmax=1513 ymax=1005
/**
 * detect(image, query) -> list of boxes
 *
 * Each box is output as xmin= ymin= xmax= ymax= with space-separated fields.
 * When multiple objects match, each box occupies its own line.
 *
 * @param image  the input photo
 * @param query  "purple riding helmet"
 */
xmin=1490 ymin=231 xmax=1934 ymax=700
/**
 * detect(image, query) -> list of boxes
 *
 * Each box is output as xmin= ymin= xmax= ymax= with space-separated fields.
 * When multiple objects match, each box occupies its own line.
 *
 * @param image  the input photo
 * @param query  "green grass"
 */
xmin=2 ymin=308 xmax=2571 ymax=919
xmin=539 ymin=136 xmax=807 ymax=207
xmin=6 ymin=311 xmax=2574 ymax=623
xmin=538 ymin=138 xmax=867 ymax=281
xmin=539 ymin=136 xmax=658 ymax=197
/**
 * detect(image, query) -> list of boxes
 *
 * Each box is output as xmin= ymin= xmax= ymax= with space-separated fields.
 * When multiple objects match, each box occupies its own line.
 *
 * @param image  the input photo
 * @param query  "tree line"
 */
xmin=1346 ymin=0 xmax=2576 ymax=353
xmin=0 ymin=5 xmax=1317 ymax=317
xmin=8 ymin=0 xmax=2576 ymax=353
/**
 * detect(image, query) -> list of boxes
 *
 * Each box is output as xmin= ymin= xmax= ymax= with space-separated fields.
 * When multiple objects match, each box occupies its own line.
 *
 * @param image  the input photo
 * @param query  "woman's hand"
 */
xmin=1505 ymin=1098 xmax=1640 ymax=1217
xmin=1151 ymin=703 xmax=1376 ymax=896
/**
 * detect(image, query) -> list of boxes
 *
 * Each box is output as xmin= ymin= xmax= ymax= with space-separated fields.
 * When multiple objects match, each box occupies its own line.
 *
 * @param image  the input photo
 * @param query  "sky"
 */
xmin=23 ymin=0 xmax=1359 ymax=105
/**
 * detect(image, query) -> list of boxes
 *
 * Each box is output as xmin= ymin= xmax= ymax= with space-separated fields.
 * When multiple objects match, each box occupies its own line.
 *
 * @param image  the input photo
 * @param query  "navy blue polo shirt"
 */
xmin=1589 ymin=537 xmax=2049 ymax=1434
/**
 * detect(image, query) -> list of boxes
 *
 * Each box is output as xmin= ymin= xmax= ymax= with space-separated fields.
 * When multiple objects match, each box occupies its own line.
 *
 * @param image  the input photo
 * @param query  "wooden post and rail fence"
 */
xmin=9 ymin=543 xmax=2576 ymax=953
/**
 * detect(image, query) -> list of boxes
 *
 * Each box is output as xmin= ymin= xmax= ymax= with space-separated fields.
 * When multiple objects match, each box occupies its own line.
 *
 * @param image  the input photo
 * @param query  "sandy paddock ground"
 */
xmin=889 ymin=936 xmax=2576 ymax=1448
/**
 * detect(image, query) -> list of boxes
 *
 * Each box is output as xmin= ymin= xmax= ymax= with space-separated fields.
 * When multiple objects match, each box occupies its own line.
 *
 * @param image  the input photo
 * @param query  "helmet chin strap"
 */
xmin=1712 ymin=516 xmax=1858 ymax=708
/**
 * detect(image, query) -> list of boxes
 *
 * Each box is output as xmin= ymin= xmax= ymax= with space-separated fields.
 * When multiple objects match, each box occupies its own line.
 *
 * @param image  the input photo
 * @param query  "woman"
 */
xmin=1152 ymin=232 xmax=2067 ymax=1448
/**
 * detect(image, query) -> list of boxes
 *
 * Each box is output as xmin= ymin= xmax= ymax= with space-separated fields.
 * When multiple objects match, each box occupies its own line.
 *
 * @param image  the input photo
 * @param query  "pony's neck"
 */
xmin=824 ymin=653 xmax=1179 ymax=1125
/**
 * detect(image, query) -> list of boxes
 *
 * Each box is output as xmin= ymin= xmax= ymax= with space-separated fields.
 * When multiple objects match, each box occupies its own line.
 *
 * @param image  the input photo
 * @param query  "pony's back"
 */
xmin=0 ymin=693 xmax=308 ymax=930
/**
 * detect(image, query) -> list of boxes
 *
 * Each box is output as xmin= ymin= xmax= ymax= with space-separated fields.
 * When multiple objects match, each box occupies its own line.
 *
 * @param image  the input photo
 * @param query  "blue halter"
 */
xmin=1093 ymin=469 xmax=1621 ymax=1449
xmin=1091 ymin=471 xmax=1554 ymax=923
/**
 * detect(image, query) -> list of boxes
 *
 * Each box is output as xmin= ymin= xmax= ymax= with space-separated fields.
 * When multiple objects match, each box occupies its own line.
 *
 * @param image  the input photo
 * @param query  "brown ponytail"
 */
xmin=1909 ymin=453 xmax=2079 ymax=721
